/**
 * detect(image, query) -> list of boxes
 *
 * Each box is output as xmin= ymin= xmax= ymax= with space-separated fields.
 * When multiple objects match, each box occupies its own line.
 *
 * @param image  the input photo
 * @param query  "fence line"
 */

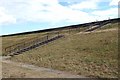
xmin=4 ymin=21 xmax=111 ymax=56
xmin=4 ymin=31 xmax=63 ymax=56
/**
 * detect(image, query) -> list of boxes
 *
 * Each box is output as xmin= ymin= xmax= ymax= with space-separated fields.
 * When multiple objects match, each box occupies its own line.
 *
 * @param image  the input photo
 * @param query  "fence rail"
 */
xmin=4 ymin=31 xmax=63 ymax=56
xmin=4 ymin=21 xmax=111 ymax=56
xmin=85 ymin=21 xmax=110 ymax=32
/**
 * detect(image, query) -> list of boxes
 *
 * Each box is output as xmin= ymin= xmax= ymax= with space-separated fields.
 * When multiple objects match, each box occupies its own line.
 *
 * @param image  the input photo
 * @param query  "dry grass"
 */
xmin=2 ymin=22 xmax=118 ymax=78
xmin=2 ymin=32 xmax=46 ymax=47
xmin=10 ymin=29 xmax=118 ymax=78
xmin=2 ymin=31 xmax=58 ymax=55
xmin=97 ymin=23 xmax=118 ymax=30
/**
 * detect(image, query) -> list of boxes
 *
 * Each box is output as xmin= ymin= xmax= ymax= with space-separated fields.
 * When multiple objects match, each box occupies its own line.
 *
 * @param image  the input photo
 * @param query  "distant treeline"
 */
xmin=2 ymin=18 xmax=120 ymax=37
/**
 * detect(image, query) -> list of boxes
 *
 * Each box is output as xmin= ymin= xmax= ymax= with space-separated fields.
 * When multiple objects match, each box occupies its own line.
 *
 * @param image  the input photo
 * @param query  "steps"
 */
xmin=7 ymin=35 xmax=64 ymax=56
xmin=85 ymin=21 xmax=110 ymax=32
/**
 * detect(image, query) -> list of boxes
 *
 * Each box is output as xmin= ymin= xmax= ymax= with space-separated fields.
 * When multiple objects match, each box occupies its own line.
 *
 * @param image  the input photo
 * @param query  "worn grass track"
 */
xmin=2 ymin=22 xmax=118 ymax=78
xmin=2 ymin=57 xmax=83 ymax=78
xmin=9 ymin=28 xmax=118 ymax=78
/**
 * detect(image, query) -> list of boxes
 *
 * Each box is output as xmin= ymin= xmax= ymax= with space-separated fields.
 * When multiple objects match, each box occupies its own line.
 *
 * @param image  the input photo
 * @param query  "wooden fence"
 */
xmin=4 ymin=21 xmax=111 ymax=56
xmin=4 ymin=31 xmax=62 ymax=56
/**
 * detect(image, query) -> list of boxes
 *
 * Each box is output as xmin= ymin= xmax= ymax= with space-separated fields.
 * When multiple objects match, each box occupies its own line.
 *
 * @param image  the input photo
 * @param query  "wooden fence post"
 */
xmin=47 ymin=33 xmax=48 ymax=41
xmin=69 ymin=28 xmax=70 ymax=34
xmin=9 ymin=46 xmax=12 ymax=54
xmin=58 ymin=31 xmax=59 ymax=36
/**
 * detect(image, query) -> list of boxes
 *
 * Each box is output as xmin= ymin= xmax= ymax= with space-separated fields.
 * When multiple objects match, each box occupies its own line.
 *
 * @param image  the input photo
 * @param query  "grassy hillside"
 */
xmin=97 ymin=23 xmax=118 ymax=30
xmin=2 ymin=22 xmax=118 ymax=78
xmin=8 ymin=27 xmax=118 ymax=78
xmin=2 ymin=31 xmax=58 ymax=56
xmin=2 ymin=26 xmax=86 ymax=56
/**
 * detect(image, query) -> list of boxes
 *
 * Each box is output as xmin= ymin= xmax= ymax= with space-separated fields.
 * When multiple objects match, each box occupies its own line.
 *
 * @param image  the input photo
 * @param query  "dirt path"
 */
xmin=1 ymin=56 xmax=84 ymax=78
xmin=77 ymin=28 xmax=118 ymax=35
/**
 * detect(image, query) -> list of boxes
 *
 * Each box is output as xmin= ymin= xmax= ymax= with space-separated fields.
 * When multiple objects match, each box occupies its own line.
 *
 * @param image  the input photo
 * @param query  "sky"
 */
xmin=0 ymin=0 xmax=119 ymax=35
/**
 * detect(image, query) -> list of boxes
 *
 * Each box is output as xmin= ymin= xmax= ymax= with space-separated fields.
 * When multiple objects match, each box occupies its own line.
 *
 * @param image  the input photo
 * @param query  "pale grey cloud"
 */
xmin=110 ymin=0 xmax=119 ymax=6
xmin=69 ymin=0 xmax=98 ymax=10
xmin=91 ymin=8 xmax=118 ymax=20
xmin=0 ymin=0 xmax=118 ymax=25
xmin=0 ymin=6 xmax=16 ymax=25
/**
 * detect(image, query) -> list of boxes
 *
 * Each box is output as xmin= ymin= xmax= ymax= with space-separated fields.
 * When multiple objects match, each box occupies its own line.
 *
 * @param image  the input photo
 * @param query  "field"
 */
xmin=2 ymin=22 xmax=118 ymax=78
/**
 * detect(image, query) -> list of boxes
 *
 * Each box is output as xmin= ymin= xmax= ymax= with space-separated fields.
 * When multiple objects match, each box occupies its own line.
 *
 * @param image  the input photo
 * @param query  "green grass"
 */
xmin=9 ymin=28 xmax=118 ymax=78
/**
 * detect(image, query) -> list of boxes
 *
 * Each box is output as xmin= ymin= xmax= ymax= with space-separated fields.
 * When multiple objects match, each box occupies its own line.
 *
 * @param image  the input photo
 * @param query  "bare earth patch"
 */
xmin=2 ymin=23 xmax=118 ymax=78
xmin=1 ymin=56 xmax=84 ymax=78
xmin=77 ymin=28 xmax=117 ymax=35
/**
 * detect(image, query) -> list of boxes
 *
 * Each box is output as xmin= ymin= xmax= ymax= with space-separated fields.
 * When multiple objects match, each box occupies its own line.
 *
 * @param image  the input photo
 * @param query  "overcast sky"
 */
xmin=0 ymin=0 xmax=119 ymax=35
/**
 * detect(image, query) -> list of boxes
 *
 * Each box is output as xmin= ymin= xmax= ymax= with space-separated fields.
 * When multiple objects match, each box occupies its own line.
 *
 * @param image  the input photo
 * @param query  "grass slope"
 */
xmin=97 ymin=23 xmax=118 ymax=30
xmin=2 ymin=22 xmax=118 ymax=78
xmin=9 ymin=27 xmax=118 ymax=78
xmin=2 ymin=32 xmax=55 ymax=55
